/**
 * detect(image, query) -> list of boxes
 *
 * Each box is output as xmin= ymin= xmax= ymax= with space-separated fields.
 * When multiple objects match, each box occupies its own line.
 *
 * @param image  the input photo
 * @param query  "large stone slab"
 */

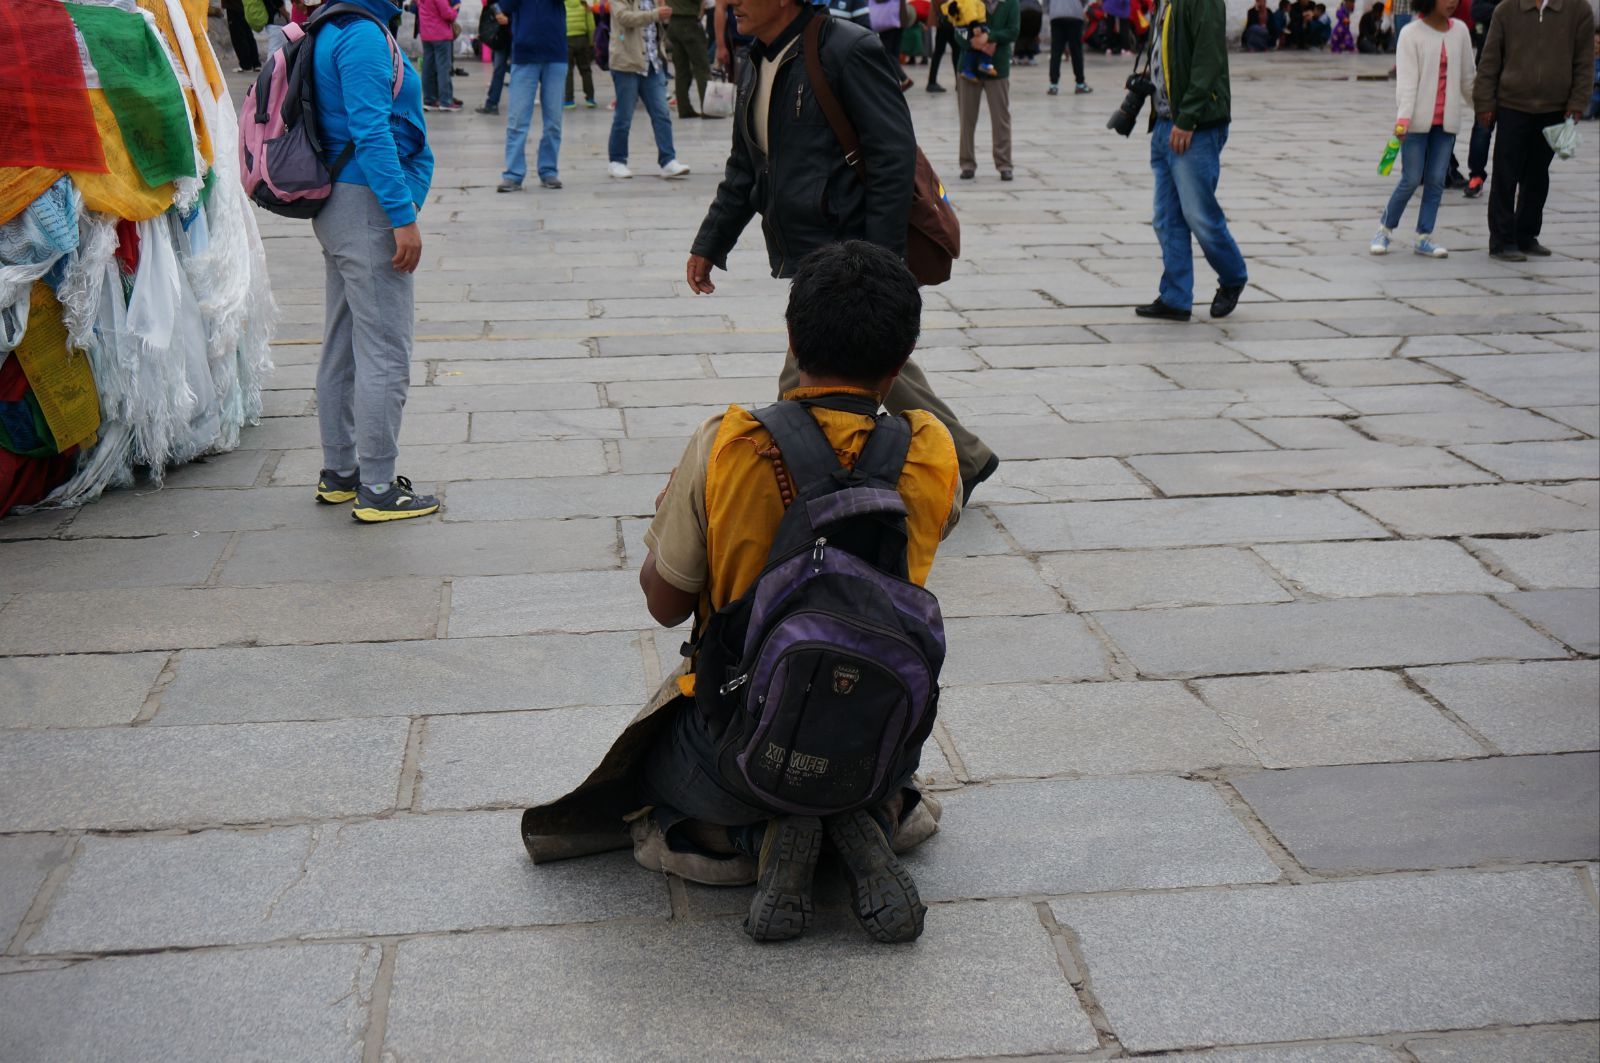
xmin=157 ymin=633 xmax=648 ymax=724
xmin=1324 ymin=385 xmax=1504 ymax=415
xmin=1452 ymin=440 xmax=1600 ymax=482
xmin=0 ymin=718 xmax=408 ymax=832
xmin=970 ymin=417 xmax=1272 ymax=461
xmin=978 ymin=456 xmax=1151 ymax=503
xmin=1404 ymin=1024 xmax=1600 ymax=1062
xmin=1232 ymin=754 xmax=1600 ymax=872
xmin=1342 ymin=482 xmax=1599 ymax=536
xmin=441 ymin=474 xmax=660 ymax=520
xmin=449 ymin=570 xmax=681 ymax=638
xmin=0 ymin=652 xmax=166 ymax=729
xmin=0 ymin=835 xmax=69 ymax=945
xmin=939 ymin=681 xmax=1257 ymax=778
xmin=1353 ymin=409 xmax=1580 ymax=446
xmin=0 ymin=579 xmax=443 ymax=654
xmin=924 ymin=555 xmax=1067 ymax=617
xmin=1498 ymin=589 xmax=1600 ymax=654
xmin=1042 ymin=547 xmax=1294 ymax=610
xmin=993 ymin=495 xmax=1391 ymax=552
xmin=1128 ymin=446 xmax=1492 ymax=496
xmin=1424 ymin=351 xmax=1600 ymax=407
xmin=901 ymin=777 xmax=1280 ymax=900
xmin=1408 ymin=660 xmax=1600 ymax=754
xmin=1053 ymin=870 xmax=1600 ymax=1052
xmin=1094 ymin=595 xmax=1565 ymax=678
xmin=1192 ymin=670 xmax=1482 ymax=768
xmin=1466 ymin=531 xmax=1600 ymax=589
xmin=0 ymin=533 xmax=228 ymax=593
xmin=270 ymin=440 xmax=610 ymax=485
xmin=381 ymin=901 xmax=1098 ymax=1061
xmin=1251 ymin=540 xmax=1513 ymax=597
xmin=935 ymin=613 xmax=1113 ymax=685
xmin=417 ymin=705 xmax=639 ymax=810
xmin=1152 ymin=1045 xmax=1402 ymax=1062
xmin=0 ymin=943 xmax=374 ymax=1061
xmin=27 ymin=812 xmax=666 ymax=953
xmin=63 ymin=485 xmax=346 ymax=537
xmin=221 ymin=517 xmax=618 ymax=584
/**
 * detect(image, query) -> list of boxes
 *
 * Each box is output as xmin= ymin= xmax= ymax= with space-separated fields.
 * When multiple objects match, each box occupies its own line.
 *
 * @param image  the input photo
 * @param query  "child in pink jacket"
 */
xmin=419 ymin=0 xmax=461 ymax=110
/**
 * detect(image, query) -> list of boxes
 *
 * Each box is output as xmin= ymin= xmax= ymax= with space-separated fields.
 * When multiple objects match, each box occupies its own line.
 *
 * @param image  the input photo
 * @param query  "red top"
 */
xmin=1432 ymin=40 xmax=1447 ymax=126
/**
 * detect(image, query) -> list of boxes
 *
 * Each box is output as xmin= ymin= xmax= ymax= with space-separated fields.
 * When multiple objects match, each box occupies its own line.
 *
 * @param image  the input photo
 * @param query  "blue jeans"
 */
xmin=608 ymin=67 xmax=676 ymax=167
xmin=1382 ymin=125 xmax=1454 ymax=234
xmin=1150 ymin=119 xmax=1248 ymax=312
xmin=1390 ymin=12 xmax=1410 ymax=49
xmin=503 ymin=61 xmax=567 ymax=184
xmin=421 ymin=39 xmax=453 ymax=105
xmin=485 ymin=48 xmax=510 ymax=109
xmin=1467 ymin=116 xmax=1492 ymax=179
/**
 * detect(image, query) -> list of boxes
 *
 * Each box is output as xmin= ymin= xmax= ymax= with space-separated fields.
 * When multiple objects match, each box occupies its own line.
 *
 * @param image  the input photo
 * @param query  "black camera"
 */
xmin=1106 ymin=74 xmax=1156 ymax=137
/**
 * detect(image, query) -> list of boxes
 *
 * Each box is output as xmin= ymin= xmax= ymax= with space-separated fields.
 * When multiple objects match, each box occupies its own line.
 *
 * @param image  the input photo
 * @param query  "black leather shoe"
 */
xmin=1519 ymin=240 xmax=1553 ymax=257
xmin=1134 ymin=299 xmax=1191 ymax=321
xmin=1210 ymin=283 xmax=1245 ymax=318
xmin=959 ymin=169 xmax=975 ymax=179
xmin=999 ymin=169 xmax=1014 ymax=181
xmin=962 ymin=453 xmax=1000 ymax=506
xmin=1489 ymin=247 xmax=1527 ymax=262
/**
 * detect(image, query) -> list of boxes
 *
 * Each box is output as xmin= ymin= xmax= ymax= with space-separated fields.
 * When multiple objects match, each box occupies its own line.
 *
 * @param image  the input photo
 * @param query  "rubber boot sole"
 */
xmin=745 ymin=816 xmax=822 ymax=943
xmin=826 ymin=809 xmax=926 ymax=943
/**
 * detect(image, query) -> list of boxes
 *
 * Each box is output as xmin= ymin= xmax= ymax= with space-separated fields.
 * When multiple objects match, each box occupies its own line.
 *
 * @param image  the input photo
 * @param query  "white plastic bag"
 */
xmin=703 ymin=78 xmax=736 ymax=118
xmin=1543 ymin=117 xmax=1581 ymax=160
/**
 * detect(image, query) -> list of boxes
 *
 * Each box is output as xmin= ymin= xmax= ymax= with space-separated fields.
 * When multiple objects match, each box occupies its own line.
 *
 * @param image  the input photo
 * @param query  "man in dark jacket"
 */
xmin=497 ymin=0 xmax=570 ymax=190
xmin=685 ymin=0 xmax=998 ymax=495
xmin=1135 ymin=0 xmax=1248 ymax=323
xmin=1474 ymin=0 xmax=1595 ymax=260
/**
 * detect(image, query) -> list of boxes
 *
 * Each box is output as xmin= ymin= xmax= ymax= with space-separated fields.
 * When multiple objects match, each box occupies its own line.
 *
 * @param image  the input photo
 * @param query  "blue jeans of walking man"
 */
xmin=609 ymin=67 xmax=677 ymax=168
xmin=1382 ymin=125 xmax=1454 ymax=234
xmin=1150 ymin=119 xmax=1248 ymax=313
xmin=503 ymin=61 xmax=568 ymax=186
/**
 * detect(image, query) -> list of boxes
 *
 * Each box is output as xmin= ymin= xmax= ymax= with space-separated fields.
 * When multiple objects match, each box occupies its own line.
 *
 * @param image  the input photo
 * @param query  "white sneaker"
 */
xmin=608 ymin=161 xmax=633 ymax=179
xmin=1369 ymin=226 xmax=1392 ymax=255
xmin=1414 ymin=235 xmax=1449 ymax=258
xmin=660 ymin=160 xmax=691 ymax=179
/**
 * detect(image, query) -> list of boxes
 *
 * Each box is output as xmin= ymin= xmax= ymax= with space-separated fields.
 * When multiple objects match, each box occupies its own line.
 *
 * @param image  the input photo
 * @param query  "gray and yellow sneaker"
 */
xmin=745 ymin=815 xmax=823 ymax=943
xmin=351 ymin=476 xmax=440 ymax=523
xmin=825 ymin=808 xmax=926 ymax=943
xmin=315 ymin=468 xmax=360 ymax=505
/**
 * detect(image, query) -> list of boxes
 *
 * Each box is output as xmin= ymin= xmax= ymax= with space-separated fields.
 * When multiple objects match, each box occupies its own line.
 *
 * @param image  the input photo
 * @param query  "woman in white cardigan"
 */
xmin=1371 ymin=0 xmax=1475 ymax=258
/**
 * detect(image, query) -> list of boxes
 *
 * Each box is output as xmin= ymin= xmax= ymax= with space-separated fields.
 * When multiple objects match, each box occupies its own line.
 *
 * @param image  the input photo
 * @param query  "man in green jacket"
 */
xmin=953 ymin=0 xmax=1020 ymax=179
xmin=1136 ymin=0 xmax=1249 ymax=322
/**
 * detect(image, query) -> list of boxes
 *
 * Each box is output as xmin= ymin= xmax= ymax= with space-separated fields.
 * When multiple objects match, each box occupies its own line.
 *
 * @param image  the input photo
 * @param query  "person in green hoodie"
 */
xmin=953 ymin=0 xmax=1020 ymax=179
xmin=564 ymin=0 xmax=598 ymax=106
xmin=1135 ymin=0 xmax=1249 ymax=322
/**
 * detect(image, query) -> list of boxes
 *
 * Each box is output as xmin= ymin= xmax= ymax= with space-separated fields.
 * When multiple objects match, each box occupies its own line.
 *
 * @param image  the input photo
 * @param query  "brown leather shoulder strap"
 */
xmin=803 ymin=17 xmax=867 ymax=179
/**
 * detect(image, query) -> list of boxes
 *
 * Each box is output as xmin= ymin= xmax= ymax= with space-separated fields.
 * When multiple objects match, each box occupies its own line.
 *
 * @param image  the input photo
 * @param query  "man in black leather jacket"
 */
xmin=685 ymin=0 xmax=999 ymax=494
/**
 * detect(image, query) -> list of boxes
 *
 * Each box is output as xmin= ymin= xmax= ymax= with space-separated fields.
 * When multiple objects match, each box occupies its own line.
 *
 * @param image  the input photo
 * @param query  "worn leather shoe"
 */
xmin=1519 ymin=240 xmax=1553 ymax=257
xmin=1210 ymin=283 xmax=1245 ymax=319
xmin=1134 ymin=298 xmax=1191 ymax=322
xmin=1489 ymin=247 xmax=1527 ymax=262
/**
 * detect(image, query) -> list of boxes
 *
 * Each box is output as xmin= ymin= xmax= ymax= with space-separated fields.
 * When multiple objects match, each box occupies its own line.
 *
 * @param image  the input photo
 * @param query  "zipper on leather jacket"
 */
xmin=764 ymin=45 xmax=804 ymax=275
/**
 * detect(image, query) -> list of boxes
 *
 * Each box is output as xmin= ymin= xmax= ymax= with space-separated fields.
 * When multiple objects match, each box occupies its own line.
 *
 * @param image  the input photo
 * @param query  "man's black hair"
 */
xmin=786 ymin=241 xmax=921 ymax=383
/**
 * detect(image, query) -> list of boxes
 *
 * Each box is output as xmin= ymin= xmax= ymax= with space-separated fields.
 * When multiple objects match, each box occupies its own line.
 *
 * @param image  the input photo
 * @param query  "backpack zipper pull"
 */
xmin=720 ymin=672 xmax=749 ymax=696
xmin=812 ymin=537 xmax=827 ymax=569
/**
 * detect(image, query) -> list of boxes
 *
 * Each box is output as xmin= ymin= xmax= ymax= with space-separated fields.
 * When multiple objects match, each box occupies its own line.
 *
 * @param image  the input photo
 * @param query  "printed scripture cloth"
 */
xmin=0 ymin=0 xmax=108 ymax=173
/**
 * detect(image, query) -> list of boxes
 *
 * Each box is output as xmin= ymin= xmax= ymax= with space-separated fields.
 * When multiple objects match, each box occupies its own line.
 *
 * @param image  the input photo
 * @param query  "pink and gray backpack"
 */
xmin=238 ymin=3 xmax=405 ymax=219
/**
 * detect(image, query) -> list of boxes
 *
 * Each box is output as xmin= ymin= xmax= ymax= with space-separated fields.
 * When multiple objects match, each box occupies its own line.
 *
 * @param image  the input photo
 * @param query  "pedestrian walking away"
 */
xmin=1473 ymin=0 xmax=1594 ymax=260
xmin=520 ymin=243 xmax=959 ymax=945
xmin=926 ymin=7 xmax=959 ymax=88
xmin=564 ymin=0 xmax=600 ymax=105
xmin=1135 ymin=0 xmax=1249 ymax=322
xmin=477 ymin=1 xmax=514 ymax=112
xmin=607 ymin=0 xmax=694 ymax=176
xmin=308 ymin=0 xmax=440 ymax=521
xmin=685 ymin=0 xmax=1000 ymax=499
xmin=1371 ymin=0 xmax=1475 ymax=259
xmin=1048 ymin=0 xmax=1092 ymax=92
xmin=224 ymin=0 xmax=264 ymax=70
xmin=498 ymin=0 xmax=572 ymax=189
xmin=418 ymin=0 xmax=462 ymax=110
xmin=953 ymin=0 xmax=1019 ymax=180
xmin=668 ymin=0 xmax=715 ymax=114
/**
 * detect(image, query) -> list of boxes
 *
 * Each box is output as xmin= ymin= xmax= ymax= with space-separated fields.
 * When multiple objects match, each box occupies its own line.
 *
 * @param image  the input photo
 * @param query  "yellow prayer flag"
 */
xmin=13 ymin=283 xmax=101 ymax=453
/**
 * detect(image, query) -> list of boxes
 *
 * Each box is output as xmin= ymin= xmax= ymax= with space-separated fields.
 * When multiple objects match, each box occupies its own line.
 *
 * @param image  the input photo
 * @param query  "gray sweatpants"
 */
xmin=313 ymin=182 xmax=415 ymax=486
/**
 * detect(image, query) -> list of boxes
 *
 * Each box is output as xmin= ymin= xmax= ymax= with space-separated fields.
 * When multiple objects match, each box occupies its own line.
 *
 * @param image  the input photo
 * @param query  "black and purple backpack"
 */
xmin=692 ymin=396 xmax=946 ymax=817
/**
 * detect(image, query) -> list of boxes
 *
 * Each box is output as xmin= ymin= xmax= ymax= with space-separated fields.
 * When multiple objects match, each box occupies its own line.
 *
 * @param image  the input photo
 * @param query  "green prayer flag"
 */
xmin=66 ymin=2 xmax=197 ymax=187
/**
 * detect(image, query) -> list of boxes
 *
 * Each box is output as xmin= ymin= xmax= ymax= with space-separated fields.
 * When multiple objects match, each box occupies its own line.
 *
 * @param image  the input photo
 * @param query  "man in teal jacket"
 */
xmin=1136 ymin=0 xmax=1248 ymax=322
xmin=311 ymin=0 xmax=442 ymax=522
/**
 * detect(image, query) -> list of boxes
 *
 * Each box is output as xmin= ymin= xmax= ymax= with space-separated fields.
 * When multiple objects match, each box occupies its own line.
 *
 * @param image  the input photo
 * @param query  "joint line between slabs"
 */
xmin=1033 ymin=901 xmax=1124 ymax=1053
xmin=361 ymin=942 xmax=397 ymax=1063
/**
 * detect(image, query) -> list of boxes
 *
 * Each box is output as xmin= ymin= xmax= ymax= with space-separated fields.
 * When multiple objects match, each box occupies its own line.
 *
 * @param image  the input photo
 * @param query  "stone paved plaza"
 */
xmin=3 ymin=50 xmax=1599 ymax=1061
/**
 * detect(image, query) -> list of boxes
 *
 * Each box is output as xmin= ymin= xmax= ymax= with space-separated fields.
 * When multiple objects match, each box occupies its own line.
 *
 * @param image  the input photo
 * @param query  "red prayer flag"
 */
xmin=0 ymin=0 xmax=108 ymax=172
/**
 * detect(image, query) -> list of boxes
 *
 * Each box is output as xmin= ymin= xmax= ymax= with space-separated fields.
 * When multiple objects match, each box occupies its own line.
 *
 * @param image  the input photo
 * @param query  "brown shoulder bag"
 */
xmin=802 ymin=17 xmax=961 ymax=287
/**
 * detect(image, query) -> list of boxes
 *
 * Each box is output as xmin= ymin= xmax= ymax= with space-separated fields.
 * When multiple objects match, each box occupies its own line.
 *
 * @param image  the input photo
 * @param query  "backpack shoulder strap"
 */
xmin=751 ymin=401 xmax=843 ymax=494
xmin=803 ymin=16 xmax=867 ymax=180
xmin=855 ymin=412 xmax=912 ymax=487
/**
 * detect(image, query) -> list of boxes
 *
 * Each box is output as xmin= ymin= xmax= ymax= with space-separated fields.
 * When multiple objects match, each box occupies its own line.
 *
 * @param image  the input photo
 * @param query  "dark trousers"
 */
xmin=224 ymin=0 xmax=260 ymax=69
xmin=667 ymin=18 xmax=710 ymax=115
xmin=878 ymin=27 xmax=907 ymax=79
xmin=929 ymin=19 xmax=957 ymax=82
xmin=1049 ymin=16 xmax=1085 ymax=84
xmin=1488 ymin=107 xmax=1563 ymax=251
xmin=565 ymin=35 xmax=596 ymax=102
xmin=486 ymin=47 xmax=510 ymax=108
xmin=1467 ymin=117 xmax=1492 ymax=180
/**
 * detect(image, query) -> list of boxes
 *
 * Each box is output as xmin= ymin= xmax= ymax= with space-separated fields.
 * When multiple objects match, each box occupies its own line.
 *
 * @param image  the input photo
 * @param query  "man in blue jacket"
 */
xmin=497 ymin=0 xmax=571 ymax=190
xmin=311 ymin=0 xmax=442 ymax=522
